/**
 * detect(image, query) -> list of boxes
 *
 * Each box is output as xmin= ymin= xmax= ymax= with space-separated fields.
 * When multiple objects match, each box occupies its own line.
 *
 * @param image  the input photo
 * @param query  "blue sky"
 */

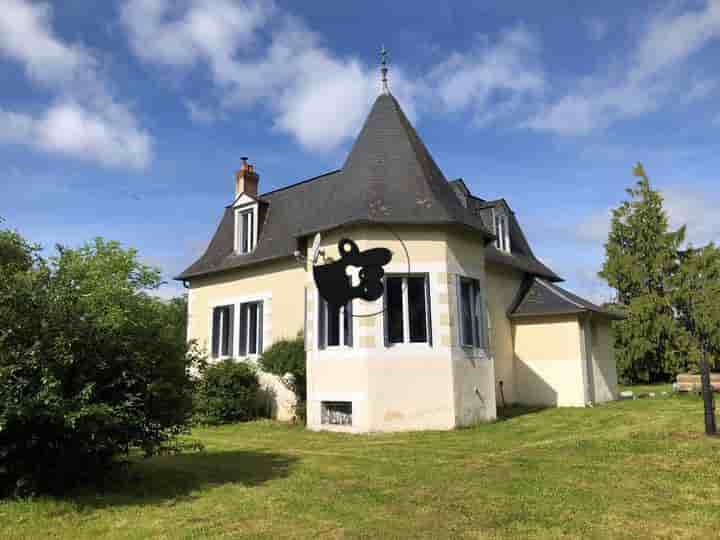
xmin=2 ymin=0 xmax=720 ymax=301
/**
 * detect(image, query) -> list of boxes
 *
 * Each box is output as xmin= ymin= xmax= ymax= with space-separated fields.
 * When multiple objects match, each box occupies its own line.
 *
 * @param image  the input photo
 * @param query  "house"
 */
xmin=177 ymin=74 xmax=620 ymax=433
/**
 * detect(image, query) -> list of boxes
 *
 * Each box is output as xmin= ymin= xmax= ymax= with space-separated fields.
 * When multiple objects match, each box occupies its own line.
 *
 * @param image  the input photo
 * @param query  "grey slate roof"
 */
xmin=177 ymin=93 xmax=560 ymax=281
xmin=509 ymin=277 xmax=623 ymax=320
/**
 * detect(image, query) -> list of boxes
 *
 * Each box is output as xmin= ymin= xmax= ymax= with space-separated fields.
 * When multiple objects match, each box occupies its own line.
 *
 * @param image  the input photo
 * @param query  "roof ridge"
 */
xmin=259 ymin=169 xmax=342 ymax=198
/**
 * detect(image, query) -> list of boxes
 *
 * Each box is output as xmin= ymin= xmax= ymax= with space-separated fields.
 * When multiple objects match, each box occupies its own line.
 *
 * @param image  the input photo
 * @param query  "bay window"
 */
xmin=318 ymin=298 xmax=353 ymax=348
xmin=384 ymin=275 xmax=432 ymax=345
xmin=457 ymin=277 xmax=486 ymax=349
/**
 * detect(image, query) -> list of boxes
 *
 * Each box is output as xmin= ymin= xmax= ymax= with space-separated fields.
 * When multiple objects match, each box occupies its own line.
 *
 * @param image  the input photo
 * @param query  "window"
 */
xmin=384 ymin=275 xmax=431 ymax=345
xmin=235 ymin=208 xmax=255 ymax=254
xmin=493 ymin=209 xmax=510 ymax=253
xmin=457 ymin=277 xmax=486 ymax=349
xmin=211 ymin=305 xmax=234 ymax=358
xmin=321 ymin=401 xmax=352 ymax=425
xmin=318 ymin=298 xmax=352 ymax=348
xmin=239 ymin=301 xmax=263 ymax=356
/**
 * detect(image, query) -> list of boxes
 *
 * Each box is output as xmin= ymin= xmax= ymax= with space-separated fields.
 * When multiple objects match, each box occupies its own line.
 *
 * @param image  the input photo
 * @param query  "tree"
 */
xmin=672 ymin=244 xmax=720 ymax=435
xmin=599 ymin=164 xmax=688 ymax=382
xmin=0 ymin=232 xmax=201 ymax=495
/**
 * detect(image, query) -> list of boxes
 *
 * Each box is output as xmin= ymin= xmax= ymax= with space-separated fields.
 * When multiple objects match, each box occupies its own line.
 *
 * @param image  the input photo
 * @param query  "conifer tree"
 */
xmin=599 ymin=164 xmax=688 ymax=382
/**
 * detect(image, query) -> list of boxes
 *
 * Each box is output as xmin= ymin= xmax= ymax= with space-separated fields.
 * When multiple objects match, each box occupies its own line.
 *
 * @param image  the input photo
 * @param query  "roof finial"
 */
xmin=380 ymin=45 xmax=389 ymax=94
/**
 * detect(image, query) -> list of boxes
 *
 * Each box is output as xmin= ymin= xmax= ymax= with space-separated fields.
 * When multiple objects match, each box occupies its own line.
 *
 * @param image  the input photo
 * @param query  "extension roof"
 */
xmin=177 ymin=93 xmax=560 ymax=281
xmin=509 ymin=277 xmax=623 ymax=320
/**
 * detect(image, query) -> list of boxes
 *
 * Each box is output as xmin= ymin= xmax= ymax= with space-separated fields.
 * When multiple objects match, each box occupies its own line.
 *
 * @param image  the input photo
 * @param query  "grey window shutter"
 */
xmin=227 ymin=305 xmax=234 ymax=357
xmin=383 ymin=279 xmax=389 ymax=347
xmin=257 ymin=302 xmax=264 ymax=353
xmin=211 ymin=307 xmax=220 ymax=358
xmin=318 ymin=296 xmax=326 ymax=350
xmin=425 ymin=274 xmax=433 ymax=347
xmin=239 ymin=303 xmax=248 ymax=356
xmin=455 ymin=275 xmax=464 ymax=347
xmin=303 ymin=287 xmax=308 ymax=350
xmin=473 ymin=282 xmax=482 ymax=347
xmin=345 ymin=301 xmax=353 ymax=347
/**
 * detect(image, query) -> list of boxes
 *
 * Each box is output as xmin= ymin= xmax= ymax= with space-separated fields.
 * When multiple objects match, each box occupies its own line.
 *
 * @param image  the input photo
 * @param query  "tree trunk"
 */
xmin=699 ymin=350 xmax=717 ymax=436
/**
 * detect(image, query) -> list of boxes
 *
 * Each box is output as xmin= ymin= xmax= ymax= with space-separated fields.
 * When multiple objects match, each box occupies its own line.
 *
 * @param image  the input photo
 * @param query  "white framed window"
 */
xmin=493 ymin=208 xmax=511 ymax=253
xmin=384 ymin=274 xmax=432 ymax=345
xmin=318 ymin=298 xmax=352 ymax=348
xmin=457 ymin=276 xmax=486 ymax=349
xmin=238 ymin=301 xmax=263 ymax=356
xmin=211 ymin=305 xmax=234 ymax=358
xmin=235 ymin=206 xmax=257 ymax=254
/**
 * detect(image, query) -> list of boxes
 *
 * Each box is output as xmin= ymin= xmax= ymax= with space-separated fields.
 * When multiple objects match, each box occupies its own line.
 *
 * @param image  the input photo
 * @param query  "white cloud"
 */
xmin=584 ymin=17 xmax=609 ymax=41
xmin=0 ymin=102 xmax=152 ymax=169
xmin=662 ymin=186 xmax=720 ymax=246
xmin=574 ymin=185 xmax=720 ymax=247
xmin=122 ymin=1 xmax=395 ymax=150
xmin=121 ymin=1 xmax=542 ymax=149
xmin=0 ymin=0 xmax=91 ymax=87
xmin=0 ymin=0 xmax=152 ymax=169
xmin=429 ymin=25 xmax=545 ymax=126
xmin=185 ymin=100 xmax=222 ymax=124
xmin=529 ymin=0 xmax=720 ymax=135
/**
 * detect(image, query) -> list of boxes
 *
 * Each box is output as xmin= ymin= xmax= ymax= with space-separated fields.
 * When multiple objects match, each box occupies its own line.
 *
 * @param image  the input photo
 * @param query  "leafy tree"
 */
xmin=194 ymin=360 xmax=260 ymax=424
xmin=672 ymin=244 xmax=720 ymax=434
xmin=0 ymin=232 xmax=200 ymax=496
xmin=599 ymin=164 xmax=688 ymax=382
xmin=259 ymin=335 xmax=306 ymax=422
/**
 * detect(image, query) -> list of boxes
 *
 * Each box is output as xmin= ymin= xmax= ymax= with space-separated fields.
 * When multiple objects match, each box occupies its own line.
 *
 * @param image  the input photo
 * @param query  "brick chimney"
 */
xmin=235 ymin=157 xmax=259 ymax=199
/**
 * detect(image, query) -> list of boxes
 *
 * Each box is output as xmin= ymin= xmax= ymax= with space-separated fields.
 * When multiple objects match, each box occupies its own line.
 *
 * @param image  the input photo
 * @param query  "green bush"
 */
xmin=195 ymin=360 xmax=260 ymax=424
xmin=258 ymin=335 xmax=306 ymax=422
xmin=0 ymin=232 xmax=200 ymax=496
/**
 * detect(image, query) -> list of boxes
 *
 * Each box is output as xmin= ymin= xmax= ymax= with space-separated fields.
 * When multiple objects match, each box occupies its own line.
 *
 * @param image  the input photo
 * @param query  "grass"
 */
xmin=2 ymin=393 xmax=719 ymax=539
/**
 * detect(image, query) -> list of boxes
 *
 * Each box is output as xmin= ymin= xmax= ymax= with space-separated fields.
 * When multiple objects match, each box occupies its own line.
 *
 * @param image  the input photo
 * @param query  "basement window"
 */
xmin=321 ymin=401 xmax=353 ymax=426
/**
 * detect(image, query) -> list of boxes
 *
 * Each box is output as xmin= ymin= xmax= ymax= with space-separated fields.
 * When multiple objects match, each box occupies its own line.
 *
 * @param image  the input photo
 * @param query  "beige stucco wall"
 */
xmin=485 ymin=263 xmax=524 ymax=405
xmin=513 ymin=314 xmax=587 ymax=407
xmin=589 ymin=317 xmax=619 ymax=403
xmin=188 ymin=258 xmax=306 ymax=420
xmin=445 ymin=230 xmax=497 ymax=425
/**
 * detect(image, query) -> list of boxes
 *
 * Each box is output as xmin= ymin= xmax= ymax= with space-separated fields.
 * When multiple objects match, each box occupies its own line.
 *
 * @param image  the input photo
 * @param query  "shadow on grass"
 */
xmin=72 ymin=450 xmax=298 ymax=509
xmin=497 ymin=405 xmax=547 ymax=421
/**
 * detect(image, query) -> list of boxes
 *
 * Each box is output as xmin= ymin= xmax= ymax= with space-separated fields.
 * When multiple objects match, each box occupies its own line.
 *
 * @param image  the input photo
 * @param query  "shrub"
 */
xmin=0 ymin=233 xmax=199 ymax=496
xmin=258 ymin=335 xmax=306 ymax=422
xmin=195 ymin=360 xmax=260 ymax=424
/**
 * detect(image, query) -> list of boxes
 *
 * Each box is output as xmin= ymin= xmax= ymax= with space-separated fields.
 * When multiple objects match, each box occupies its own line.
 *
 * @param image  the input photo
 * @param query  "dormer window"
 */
xmin=235 ymin=205 xmax=257 ymax=254
xmin=493 ymin=208 xmax=511 ymax=253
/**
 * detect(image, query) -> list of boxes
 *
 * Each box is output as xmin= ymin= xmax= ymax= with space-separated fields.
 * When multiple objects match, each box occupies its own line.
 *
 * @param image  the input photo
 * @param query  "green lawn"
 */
xmin=2 ymin=394 xmax=719 ymax=539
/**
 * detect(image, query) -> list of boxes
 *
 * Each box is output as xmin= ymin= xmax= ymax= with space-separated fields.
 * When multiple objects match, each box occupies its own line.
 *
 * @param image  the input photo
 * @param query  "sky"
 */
xmin=2 ymin=0 xmax=720 ymax=302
